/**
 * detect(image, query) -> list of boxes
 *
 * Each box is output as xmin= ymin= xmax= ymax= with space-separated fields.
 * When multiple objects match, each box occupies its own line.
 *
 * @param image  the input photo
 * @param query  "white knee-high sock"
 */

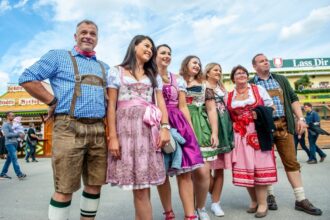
xmin=48 ymin=198 xmax=71 ymax=220
xmin=293 ymin=187 xmax=306 ymax=202
xmin=267 ymin=185 xmax=274 ymax=196
xmin=80 ymin=191 xmax=100 ymax=218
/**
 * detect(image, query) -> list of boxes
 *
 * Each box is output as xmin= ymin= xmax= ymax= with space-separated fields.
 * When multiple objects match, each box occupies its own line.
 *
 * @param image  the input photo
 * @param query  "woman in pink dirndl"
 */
xmin=227 ymin=65 xmax=277 ymax=218
xmin=106 ymin=35 xmax=170 ymax=220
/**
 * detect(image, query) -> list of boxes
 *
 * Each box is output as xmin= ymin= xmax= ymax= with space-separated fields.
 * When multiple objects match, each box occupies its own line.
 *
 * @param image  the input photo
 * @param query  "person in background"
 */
xmin=303 ymin=102 xmax=327 ymax=164
xmin=294 ymin=132 xmax=310 ymax=159
xmin=0 ymin=111 xmax=27 ymax=180
xmin=25 ymin=123 xmax=40 ymax=163
xmin=0 ymin=130 xmax=7 ymax=160
xmin=293 ymin=116 xmax=310 ymax=160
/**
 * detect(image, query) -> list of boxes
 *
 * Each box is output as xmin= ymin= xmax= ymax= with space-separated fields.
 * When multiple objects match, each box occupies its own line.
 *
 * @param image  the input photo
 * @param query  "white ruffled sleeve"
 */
xmin=257 ymin=85 xmax=274 ymax=107
xmin=155 ymin=75 xmax=163 ymax=90
xmin=107 ymin=66 xmax=121 ymax=89
xmin=176 ymin=75 xmax=187 ymax=92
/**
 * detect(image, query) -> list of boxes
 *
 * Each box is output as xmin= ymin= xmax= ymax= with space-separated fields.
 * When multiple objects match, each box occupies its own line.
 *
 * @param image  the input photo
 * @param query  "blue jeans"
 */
xmin=294 ymin=132 xmax=310 ymax=158
xmin=0 ymin=143 xmax=23 ymax=176
xmin=25 ymin=142 xmax=36 ymax=161
xmin=308 ymin=133 xmax=327 ymax=161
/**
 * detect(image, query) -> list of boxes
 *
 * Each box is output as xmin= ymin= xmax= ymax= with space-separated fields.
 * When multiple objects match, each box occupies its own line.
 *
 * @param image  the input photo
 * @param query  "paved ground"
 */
xmin=0 ymin=149 xmax=329 ymax=220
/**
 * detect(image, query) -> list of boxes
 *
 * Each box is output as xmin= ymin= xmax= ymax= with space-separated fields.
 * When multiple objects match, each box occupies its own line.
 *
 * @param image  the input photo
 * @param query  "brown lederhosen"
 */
xmin=52 ymin=52 xmax=108 ymax=193
xmin=268 ymin=88 xmax=300 ymax=172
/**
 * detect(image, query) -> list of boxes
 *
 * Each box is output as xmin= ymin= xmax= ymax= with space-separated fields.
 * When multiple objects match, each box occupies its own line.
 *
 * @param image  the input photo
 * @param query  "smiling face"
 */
xmin=135 ymin=39 xmax=153 ymax=64
xmin=156 ymin=46 xmax=171 ymax=68
xmin=187 ymin=57 xmax=201 ymax=77
xmin=233 ymin=68 xmax=248 ymax=85
xmin=74 ymin=23 xmax=98 ymax=52
xmin=207 ymin=64 xmax=222 ymax=82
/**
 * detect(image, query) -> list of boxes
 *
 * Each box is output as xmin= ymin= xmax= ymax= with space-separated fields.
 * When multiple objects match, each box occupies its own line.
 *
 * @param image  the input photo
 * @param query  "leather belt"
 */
xmin=54 ymin=114 xmax=104 ymax=124
xmin=273 ymin=116 xmax=285 ymax=121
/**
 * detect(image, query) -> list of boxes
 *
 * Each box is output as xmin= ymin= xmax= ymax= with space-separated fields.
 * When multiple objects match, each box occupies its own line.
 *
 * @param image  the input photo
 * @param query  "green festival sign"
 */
xmin=270 ymin=58 xmax=330 ymax=68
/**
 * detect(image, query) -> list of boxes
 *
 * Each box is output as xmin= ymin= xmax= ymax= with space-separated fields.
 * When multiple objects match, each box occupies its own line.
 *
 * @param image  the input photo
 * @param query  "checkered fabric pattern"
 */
xmin=19 ymin=48 xmax=110 ymax=118
xmin=254 ymin=73 xmax=285 ymax=117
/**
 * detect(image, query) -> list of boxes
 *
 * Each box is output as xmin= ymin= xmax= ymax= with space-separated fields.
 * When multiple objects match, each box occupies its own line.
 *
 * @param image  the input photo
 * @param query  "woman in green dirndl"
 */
xmin=180 ymin=55 xmax=219 ymax=220
xmin=205 ymin=62 xmax=234 ymax=217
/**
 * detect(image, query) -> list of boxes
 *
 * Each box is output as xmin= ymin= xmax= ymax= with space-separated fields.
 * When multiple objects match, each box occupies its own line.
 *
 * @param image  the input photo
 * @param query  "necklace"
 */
xmin=161 ymin=72 xmax=170 ymax=83
xmin=236 ymin=86 xmax=248 ymax=95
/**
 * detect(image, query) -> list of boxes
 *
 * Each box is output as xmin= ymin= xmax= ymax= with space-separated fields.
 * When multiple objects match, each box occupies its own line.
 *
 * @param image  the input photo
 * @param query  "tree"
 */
xmin=294 ymin=75 xmax=312 ymax=90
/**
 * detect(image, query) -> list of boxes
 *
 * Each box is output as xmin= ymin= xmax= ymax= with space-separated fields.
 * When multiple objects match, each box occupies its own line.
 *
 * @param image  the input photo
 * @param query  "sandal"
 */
xmin=163 ymin=210 xmax=175 ymax=220
xmin=184 ymin=215 xmax=197 ymax=220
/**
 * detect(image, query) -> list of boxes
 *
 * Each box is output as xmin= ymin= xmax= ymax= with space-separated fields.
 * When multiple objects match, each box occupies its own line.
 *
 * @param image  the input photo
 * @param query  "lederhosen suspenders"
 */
xmin=267 ymin=88 xmax=284 ymax=105
xmin=68 ymin=51 xmax=108 ymax=117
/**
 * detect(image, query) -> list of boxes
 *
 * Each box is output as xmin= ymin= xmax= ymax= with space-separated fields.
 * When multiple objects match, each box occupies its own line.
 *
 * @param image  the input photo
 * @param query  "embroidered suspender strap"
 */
xmin=68 ymin=51 xmax=107 ymax=116
xmin=97 ymin=61 xmax=109 ymax=100
xmin=68 ymin=51 xmax=81 ymax=116
xmin=267 ymin=88 xmax=284 ymax=104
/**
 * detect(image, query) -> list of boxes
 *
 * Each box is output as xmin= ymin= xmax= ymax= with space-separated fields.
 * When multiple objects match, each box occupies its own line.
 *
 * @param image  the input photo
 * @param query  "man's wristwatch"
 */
xmin=160 ymin=123 xmax=171 ymax=130
xmin=299 ymin=117 xmax=306 ymax=122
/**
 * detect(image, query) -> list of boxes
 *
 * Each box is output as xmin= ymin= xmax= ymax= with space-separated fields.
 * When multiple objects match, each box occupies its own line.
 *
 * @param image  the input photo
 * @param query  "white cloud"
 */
xmin=0 ymin=0 xmax=29 ymax=14
xmin=280 ymin=5 xmax=330 ymax=40
xmin=192 ymin=14 xmax=239 ymax=41
xmin=0 ymin=24 xmax=73 ymax=78
xmin=0 ymin=0 xmax=11 ymax=14
xmin=193 ymin=14 xmax=238 ymax=30
xmin=13 ymin=0 xmax=29 ymax=8
xmin=0 ymin=71 xmax=10 ymax=93
xmin=256 ymin=22 xmax=278 ymax=32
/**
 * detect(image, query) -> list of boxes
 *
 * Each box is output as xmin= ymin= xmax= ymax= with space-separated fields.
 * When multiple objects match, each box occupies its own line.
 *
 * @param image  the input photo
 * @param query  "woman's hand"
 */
xmin=108 ymin=137 xmax=121 ymax=159
xmin=157 ymin=128 xmax=170 ymax=149
xmin=210 ymin=132 xmax=219 ymax=148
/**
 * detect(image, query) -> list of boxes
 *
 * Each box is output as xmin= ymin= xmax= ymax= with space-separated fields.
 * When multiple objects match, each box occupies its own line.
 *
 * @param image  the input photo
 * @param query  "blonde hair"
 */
xmin=204 ymin=62 xmax=225 ymax=90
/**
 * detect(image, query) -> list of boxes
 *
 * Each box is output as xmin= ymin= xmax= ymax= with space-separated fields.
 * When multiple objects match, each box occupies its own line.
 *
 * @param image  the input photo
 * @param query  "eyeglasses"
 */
xmin=234 ymin=71 xmax=247 ymax=76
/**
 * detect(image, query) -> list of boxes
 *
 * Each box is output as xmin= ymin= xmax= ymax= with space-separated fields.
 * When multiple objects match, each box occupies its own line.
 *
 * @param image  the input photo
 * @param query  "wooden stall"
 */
xmin=0 ymin=84 xmax=53 ymax=157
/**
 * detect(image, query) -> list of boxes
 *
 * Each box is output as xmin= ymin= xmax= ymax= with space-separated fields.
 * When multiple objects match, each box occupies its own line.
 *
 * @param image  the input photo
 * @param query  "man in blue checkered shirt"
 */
xmin=19 ymin=19 xmax=109 ymax=220
xmin=250 ymin=53 xmax=322 ymax=216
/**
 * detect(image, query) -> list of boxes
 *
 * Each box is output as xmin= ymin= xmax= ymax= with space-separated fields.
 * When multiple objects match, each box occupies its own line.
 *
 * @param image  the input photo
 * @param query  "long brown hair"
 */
xmin=179 ymin=55 xmax=203 ymax=83
xmin=120 ymin=35 xmax=158 ymax=88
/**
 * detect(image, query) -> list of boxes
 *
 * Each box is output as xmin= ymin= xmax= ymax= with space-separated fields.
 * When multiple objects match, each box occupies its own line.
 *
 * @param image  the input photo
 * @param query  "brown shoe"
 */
xmin=320 ymin=155 xmax=326 ymax=162
xmin=255 ymin=208 xmax=268 ymax=218
xmin=295 ymin=199 xmax=322 ymax=215
xmin=267 ymin=195 xmax=278 ymax=210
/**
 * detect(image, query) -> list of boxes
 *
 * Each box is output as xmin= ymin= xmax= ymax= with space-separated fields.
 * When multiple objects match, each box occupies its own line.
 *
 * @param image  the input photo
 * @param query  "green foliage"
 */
xmin=294 ymin=75 xmax=312 ymax=90
xmin=295 ymin=88 xmax=330 ymax=94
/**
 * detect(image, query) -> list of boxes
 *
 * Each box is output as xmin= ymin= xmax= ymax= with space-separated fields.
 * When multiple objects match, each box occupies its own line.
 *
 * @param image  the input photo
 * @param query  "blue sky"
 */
xmin=1 ymin=0 xmax=330 ymax=94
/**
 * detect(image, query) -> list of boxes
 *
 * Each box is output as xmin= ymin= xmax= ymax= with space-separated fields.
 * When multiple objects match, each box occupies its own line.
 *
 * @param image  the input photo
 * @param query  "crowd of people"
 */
xmin=0 ymin=19 xmax=325 ymax=220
